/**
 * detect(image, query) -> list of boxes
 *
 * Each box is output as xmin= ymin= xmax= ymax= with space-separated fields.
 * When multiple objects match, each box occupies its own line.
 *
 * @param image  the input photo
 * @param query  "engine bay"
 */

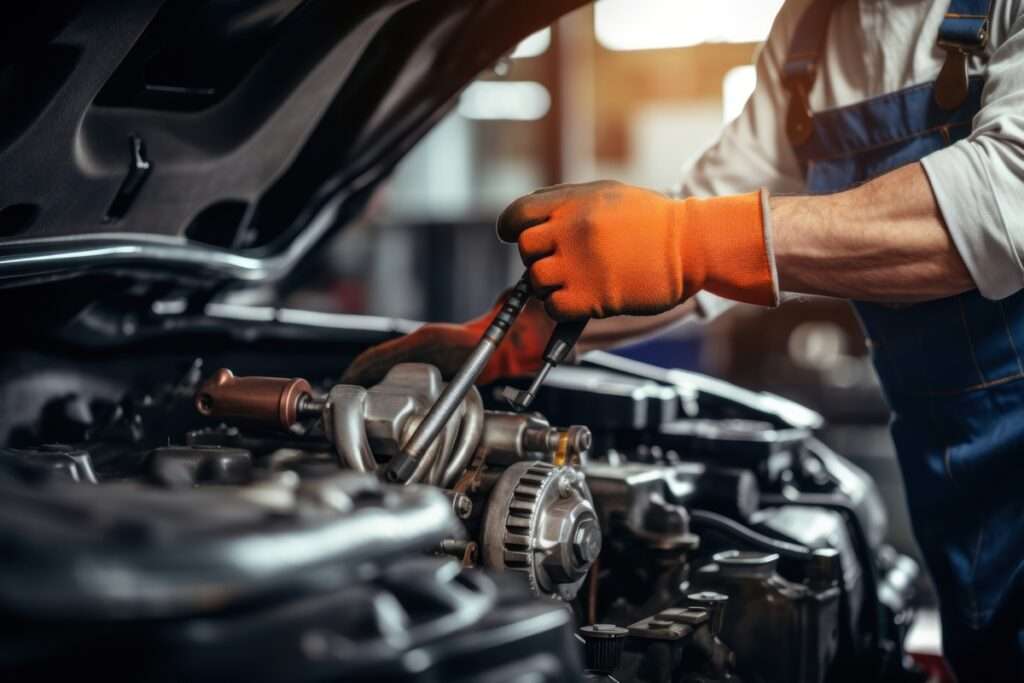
xmin=0 ymin=2 xmax=946 ymax=680
xmin=0 ymin=323 xmax=923 ymax=682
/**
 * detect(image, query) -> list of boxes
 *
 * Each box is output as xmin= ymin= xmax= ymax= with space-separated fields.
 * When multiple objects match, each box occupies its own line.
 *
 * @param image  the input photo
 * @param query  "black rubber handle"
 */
xmin=542 ymin=319 xmax=588 ymax=365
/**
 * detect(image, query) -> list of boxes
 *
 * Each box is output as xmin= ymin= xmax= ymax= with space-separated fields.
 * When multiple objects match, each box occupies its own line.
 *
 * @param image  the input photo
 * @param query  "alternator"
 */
xmin=481 ymin=460 xmax=600 ymax=600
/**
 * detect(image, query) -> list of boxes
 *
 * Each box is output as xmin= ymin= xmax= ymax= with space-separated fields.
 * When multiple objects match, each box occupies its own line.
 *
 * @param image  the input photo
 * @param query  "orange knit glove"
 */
xmin=341 ymin=295 xmax=554 ymax=387
xmin=497 ymin=181 xmax=778 ymax=320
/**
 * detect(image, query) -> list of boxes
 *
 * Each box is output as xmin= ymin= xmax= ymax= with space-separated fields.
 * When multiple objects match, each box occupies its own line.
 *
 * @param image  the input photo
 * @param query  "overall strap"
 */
xmin=781 ymin=0 xmax=995 ymax=145
xmin=935 ymin=0 xmax=993 ymax=109
xmin=939 ymin=0 xmax=993 ymax=49
xmin=781 ymin=0 xmax=836 ymax=146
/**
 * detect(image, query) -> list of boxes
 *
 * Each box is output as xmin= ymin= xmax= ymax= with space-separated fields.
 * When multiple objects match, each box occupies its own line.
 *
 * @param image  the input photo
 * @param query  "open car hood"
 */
xmin=0 ymin=0 xmax=586 ymax=289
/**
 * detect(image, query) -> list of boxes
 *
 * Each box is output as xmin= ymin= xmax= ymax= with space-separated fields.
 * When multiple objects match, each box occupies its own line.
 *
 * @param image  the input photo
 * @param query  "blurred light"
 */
xmin=788 ymin=322 xmax=847 ymax=371
xmin=511 ymin=27 xmax=551 ymax=58
xmin=595 ymin=0 xmax=785 ymax=51
xmin=722 ymin=65 xmax=757 ymax=123
xmin=458 ymin=81 xmax=551 ymax=121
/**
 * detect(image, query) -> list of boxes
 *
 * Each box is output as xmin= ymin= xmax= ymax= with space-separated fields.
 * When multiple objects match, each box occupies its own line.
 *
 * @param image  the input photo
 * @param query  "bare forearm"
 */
xmin=576 ymin=300 xmax=697 ymax=354
xmin=772 ymin=162 xmax=974 ymax=302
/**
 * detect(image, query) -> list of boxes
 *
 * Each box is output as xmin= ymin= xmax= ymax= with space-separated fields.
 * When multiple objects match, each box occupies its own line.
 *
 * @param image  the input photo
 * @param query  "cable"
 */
xmin=689 ymin=508 xmax=812 ymax=560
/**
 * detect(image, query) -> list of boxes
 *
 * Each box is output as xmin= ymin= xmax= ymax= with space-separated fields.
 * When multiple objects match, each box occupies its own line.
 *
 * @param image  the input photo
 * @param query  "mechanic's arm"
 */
xmin=573 ymin=0 xmax=808 ymax=345
xmin=496 ymin=146 xmax=1013 ymax=321
xmin=777 ymin=9 xmax=1024 ymax=302
xmin=527 ymin=0 xmax=808 ymax=347
xmin=577 ymin=153 xmax=978 ymax=344
xmin=772 ymin=162 xmax=974 ymax=301
xmin=502 ymin=9 xmax=1024 ymax=321
xmin=779 ymin=9 xmax=1024 ymax=302
xmin=550 ymin=167 xmax=971 ymax=313
xmin=343 ymin=1 xmax=809 ymax=385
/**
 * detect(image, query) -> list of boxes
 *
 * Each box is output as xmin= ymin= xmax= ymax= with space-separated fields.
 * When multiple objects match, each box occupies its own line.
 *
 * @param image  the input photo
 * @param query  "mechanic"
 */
xmin=345 ymin=1 xmax=1024 ymax=679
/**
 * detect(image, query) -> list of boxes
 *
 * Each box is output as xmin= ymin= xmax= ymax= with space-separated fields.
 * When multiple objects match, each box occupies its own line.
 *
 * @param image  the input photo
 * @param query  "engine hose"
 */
xmin=324 ymin=386 xmax=375 ymax=472
xmin=759 ymin=493 xmax=881 ymax=656
xmin=689 ymin=509 xmax=813 ymax=560
xmin=441 ymin=387 xmax=484 ymax=488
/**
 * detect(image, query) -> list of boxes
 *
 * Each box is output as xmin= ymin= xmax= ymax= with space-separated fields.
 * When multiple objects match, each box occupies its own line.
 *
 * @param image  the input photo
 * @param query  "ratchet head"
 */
xmin=500 ymin=365 xmax=551 ymax=412
xmin=503 ymin=318 xmax=588 ymax=412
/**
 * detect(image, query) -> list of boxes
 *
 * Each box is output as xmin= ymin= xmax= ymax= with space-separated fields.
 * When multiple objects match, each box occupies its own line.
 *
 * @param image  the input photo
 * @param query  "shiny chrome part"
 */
xmin=479 ymin=411 xmax=591 ymax=464
xmin=196 ymin=363 xmax=488 ymax=486
xmin=385 ymin=279 xmax=532 ymax=483
xmin=297 ymin=394 xmax=328 ymax=417
xmin=479 ymin=411 xmax=551 ymax=458
xmin=363 ymin=364 xmax=445 ymax=456
xmin=441 ymin=387 xmax=484 ymax=488
xmin=452 ymin=493 xmax=474 ymax=519
xmin=364 ymin=364 xmax=474 ymax=486
xmin=204 ymin=303 xmax=420 ymax=335
xmin=481 ymin=460 xmax=600 ymax=600
xmin=323 ymin=385 xmax=375 ymax=472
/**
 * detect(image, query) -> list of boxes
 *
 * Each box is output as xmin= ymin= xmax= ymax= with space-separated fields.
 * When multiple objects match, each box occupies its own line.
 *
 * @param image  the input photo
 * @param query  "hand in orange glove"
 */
xmin=341 ymin=294 xmax=555 ymax=387
xmin=496 ymin=181 xmax=779 ymax=320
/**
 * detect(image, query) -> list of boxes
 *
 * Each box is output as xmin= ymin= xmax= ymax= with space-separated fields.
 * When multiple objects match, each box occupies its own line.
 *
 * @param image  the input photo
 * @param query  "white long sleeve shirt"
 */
xmin=678 ymin=0 xmax=1024 ymax=313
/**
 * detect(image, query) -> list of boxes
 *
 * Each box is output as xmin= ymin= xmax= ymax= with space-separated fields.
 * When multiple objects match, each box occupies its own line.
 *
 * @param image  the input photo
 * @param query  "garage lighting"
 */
xmin=458 ymin=81 xmax=551 ymax=121
xmin=511 ymin=27 xmax=551 ymax=58
xmin=722 ymin=65 xmax=757 ymax=123
xmin=595 ymin=0 xmax=785 ymax=51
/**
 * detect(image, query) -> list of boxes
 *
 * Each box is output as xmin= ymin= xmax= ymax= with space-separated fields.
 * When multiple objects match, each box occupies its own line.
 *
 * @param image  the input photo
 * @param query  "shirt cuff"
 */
xmin=760 ymin=188 xmax=781 ymax=306
xmin=921 ymin=143 xmax=1024 ymax=300
xmin=694 ymin=291 xmax=737 ymax=319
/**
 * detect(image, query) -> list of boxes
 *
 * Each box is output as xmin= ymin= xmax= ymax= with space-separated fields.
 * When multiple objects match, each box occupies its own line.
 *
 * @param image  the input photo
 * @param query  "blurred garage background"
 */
xmin=280 ymin=0 xmax=935 ymax=631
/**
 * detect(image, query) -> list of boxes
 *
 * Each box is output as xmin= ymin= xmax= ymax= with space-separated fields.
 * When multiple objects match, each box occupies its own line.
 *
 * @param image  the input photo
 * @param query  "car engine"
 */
xmin=0 ymin=331 xmax=923 ymax=682
xmin=0 ymin=0 xmax=933 ymax=680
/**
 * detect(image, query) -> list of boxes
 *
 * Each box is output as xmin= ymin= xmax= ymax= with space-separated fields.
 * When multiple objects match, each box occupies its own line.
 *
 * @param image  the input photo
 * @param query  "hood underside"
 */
xmin=0 ymin=0 xmax=586 ymax=289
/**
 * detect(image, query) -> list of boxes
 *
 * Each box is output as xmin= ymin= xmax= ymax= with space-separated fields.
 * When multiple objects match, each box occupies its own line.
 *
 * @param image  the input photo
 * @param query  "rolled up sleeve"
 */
xmin=921 ymin=10 xmax=1024 ymax=300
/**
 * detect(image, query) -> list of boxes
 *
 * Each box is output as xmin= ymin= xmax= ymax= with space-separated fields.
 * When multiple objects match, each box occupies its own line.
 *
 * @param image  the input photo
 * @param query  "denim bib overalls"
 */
xmin=783 ymin=1 xmax=1024 ymax=678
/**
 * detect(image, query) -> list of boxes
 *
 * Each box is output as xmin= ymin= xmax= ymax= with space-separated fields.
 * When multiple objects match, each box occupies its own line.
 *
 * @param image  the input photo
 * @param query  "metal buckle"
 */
xmin=934 ymin=16 xmax=988 ymax=110
xmin=785 ymin=77 xmax=815 ymax=146
xmin=934 ymin=45 xmax=970 ymax=110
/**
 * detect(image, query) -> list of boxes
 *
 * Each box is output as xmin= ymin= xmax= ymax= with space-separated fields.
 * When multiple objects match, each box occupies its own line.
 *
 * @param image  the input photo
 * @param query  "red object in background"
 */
xmin=905 ymin=610 xmax=956 ymax=683
xmin=330 ymin=280 xmax=367 ymax=313
xmin=910 ymin=652 xmax=956 ymax=683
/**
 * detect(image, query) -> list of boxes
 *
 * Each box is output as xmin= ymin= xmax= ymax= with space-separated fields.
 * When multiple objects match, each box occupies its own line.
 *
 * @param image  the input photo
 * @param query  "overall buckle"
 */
xmin=784 ymin=68 xmax=816 ymax=146
xmin=934 ymin=13 xmax=989 ymax=110
xmin=935 ymin=45 xmax=970 ymax=110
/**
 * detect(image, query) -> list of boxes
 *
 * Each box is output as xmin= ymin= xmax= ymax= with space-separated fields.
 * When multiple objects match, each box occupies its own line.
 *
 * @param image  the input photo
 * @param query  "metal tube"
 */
xmin=441 ymin=387 xmax=484 ymax=487
xmin=323 ymin=386 xmax=375 ymax=472
xmin=428 ymin=404 xmax=462 ymax=486
xmin=383 ymin=278 xmax=531 ymax=483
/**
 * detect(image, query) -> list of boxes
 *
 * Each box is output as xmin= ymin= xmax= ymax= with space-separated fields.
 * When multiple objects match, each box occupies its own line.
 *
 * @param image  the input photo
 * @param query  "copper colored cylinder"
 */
xmin=195 ymin=368 xmax=312 ymax=430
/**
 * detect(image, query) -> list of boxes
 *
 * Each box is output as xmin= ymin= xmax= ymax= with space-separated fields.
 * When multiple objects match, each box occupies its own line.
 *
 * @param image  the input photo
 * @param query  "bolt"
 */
xmin=688 ymin=592 xmax=728 ymax=636
xmin=572 ymin=519 xmax=602 ymax=565
xmin=568 ymin=425 xmax=592 ymax=453
xmin=454 ymin=494 xmax=473 ymax=519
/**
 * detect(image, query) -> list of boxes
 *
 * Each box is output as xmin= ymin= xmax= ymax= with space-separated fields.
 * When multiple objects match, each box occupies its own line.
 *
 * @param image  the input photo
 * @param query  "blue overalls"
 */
xmin=783 ymin=1 xmax=1024 ymax=679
